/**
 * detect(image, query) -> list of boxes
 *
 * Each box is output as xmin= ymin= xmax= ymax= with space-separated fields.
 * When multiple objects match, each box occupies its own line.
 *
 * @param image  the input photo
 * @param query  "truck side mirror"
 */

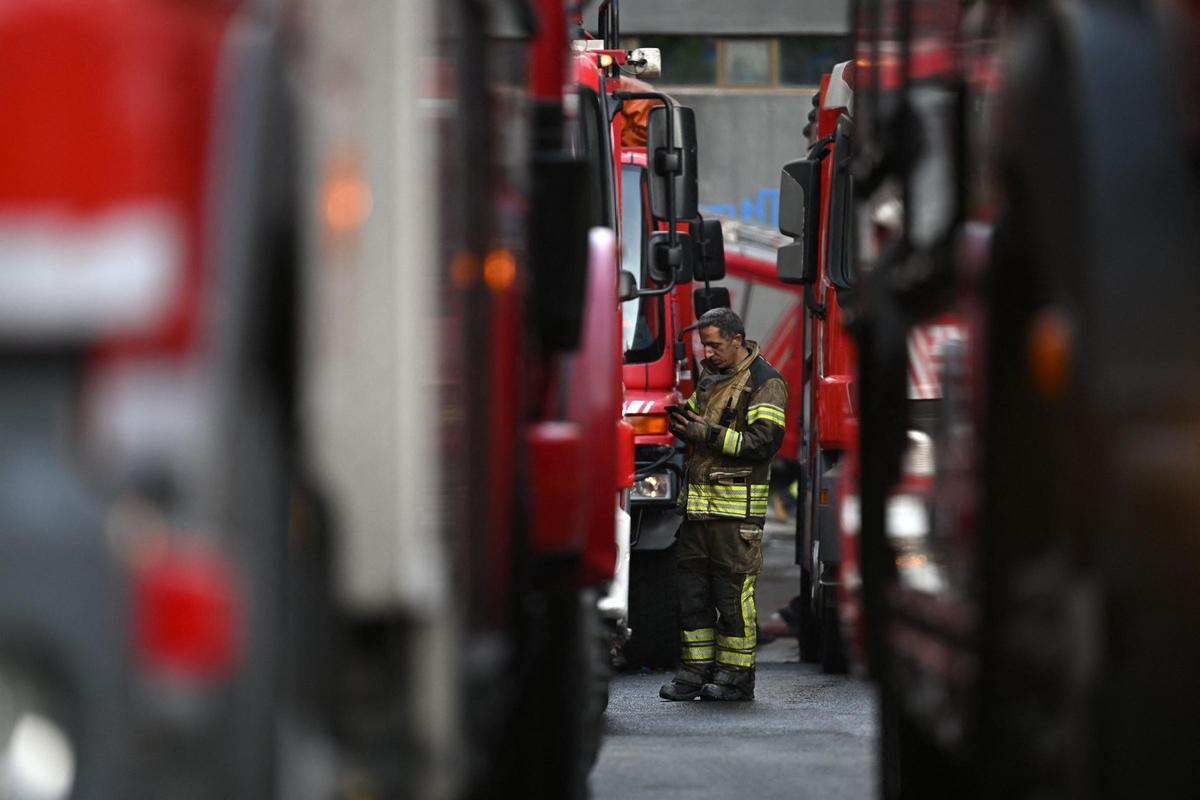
xmin=825 ymin=115 xmax=856 ymax=290
xmin=647 ymin=231 xmax=693 ymax=284
xmin=776 ymin=158 xmax=821 ymax=285
xmin=691 ymin=218 xmax=726 ymax=281
xmin=618 ymin=269 xmax=638 ymax=303
xmin=646 ymin=105 xmax=699 ymax=223
xmin=693 ymin=286 xmax=731 ymax=317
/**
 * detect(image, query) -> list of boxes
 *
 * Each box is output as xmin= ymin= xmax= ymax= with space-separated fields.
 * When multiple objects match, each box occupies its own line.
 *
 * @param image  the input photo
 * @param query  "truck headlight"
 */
xmin=0 ymin=661 xmax=76 ymax=800
xmin=631 ymin=472 xmax=674 ymax=501
xmin=886 ymin=493 xmax=930 ymax=540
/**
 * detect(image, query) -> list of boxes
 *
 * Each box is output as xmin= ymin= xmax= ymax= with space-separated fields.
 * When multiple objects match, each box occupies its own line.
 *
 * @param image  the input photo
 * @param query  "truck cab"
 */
xmin=571 ymin=5 xmax=729 ymax=669
xmin=776 ymin=62 xmax=858 ymax=673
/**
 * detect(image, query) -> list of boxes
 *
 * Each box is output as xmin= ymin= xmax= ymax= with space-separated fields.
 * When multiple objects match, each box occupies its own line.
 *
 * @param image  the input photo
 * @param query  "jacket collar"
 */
xmin=698 ymin=341 xmax=759 ymax=394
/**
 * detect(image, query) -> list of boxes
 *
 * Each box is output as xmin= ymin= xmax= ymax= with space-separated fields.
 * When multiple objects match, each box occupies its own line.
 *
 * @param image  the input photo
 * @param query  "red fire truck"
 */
xmin=845 ymin=0 xmax=1200 ymax=796
xmin=0 ymin=2 xmax=288 ymax=796
xmin=0 ymin=1 xmax=632 ymax=798
xmin=571 ymin=3 xmax=731 ymax=670
xmin=774 ymin=63 xmax=860 ymax=674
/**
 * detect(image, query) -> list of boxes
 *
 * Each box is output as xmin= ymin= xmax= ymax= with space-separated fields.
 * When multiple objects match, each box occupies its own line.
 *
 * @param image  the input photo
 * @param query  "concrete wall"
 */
xmin=676 ymin=92 xmax=813 ymax=344
xmin=675 ymin=89 xmax=814 ymax=229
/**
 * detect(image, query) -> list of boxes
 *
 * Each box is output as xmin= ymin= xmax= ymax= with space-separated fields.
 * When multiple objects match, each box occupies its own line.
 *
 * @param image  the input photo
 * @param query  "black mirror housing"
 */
xmin=646 ymin=106 xmax=699 ymax=222
xmin=691 ymin=218 xmax=726 ymax=281
xmin=776 ymin=158 xmax=821 ymax=285
xmin=825 ymin=115 xmax=856 ymax=290
xmin=693 ymin=286 xmax=731 ymax=317
xmin=776 ymin=241 xmax=814 ymax=285
xmin=618 ymin=269 xmax=638 ymax=303
xmin=647 ymin=231 xmax=693 ymax=284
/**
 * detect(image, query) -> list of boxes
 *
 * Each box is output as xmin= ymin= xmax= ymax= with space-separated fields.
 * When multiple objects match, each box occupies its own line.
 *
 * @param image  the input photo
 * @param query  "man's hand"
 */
xmin=669 ymin=408 xmax=708 ymax=444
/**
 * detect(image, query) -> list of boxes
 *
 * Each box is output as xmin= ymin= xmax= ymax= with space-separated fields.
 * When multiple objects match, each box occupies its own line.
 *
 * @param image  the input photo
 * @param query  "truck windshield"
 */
xmin=620 ymin=164 xmax=665 ymax=363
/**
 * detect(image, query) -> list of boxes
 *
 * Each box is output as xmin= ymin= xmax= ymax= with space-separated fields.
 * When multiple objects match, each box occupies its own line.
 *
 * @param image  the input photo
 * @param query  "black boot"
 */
xmin=659 ymin=665 xmax=711 ymax=701
xmin=700 ymin=668 xmax=755 ymax=701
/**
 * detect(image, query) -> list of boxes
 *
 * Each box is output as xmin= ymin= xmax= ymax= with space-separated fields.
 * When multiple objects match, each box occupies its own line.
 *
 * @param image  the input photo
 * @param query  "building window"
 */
xmin=778 ymin=36 xmax=853 ymax=87
xmin=623 ymin=35 xmax=850 ymax=89
xmin=721 ymin=39 xmax=772 ymax=86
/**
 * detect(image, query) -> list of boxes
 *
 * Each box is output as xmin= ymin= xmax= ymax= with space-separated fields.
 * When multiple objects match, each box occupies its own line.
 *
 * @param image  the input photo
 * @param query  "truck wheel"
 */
xmin=575 ymin=592 xmax=611 ymax=791
xmin=797 ymin=569 xmax=820 ymax=663
xmin=880 ymin=684 xmax=963 ymax=799
xmin=818 ymin=592 xmax=848 ymax=674
xmin=623 ymin=547 xmax=679 ymax=669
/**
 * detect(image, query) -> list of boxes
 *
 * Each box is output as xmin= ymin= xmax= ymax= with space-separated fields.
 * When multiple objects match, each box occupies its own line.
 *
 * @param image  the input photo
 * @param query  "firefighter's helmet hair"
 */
xmin=698 ymin=308 xmax=745 ymax=341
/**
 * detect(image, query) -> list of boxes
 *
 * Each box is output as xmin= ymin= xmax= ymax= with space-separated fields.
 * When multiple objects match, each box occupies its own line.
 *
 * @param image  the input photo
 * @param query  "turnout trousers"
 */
xmin=674 ymin=518 xmax=763 ymax=675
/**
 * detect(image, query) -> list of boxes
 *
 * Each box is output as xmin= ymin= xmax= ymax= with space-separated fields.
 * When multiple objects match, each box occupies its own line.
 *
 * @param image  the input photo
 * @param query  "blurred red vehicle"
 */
xmin=0 ymin=1 xmax=633 ymax=798
xmin=844 ymin=0 xmax=1200 ymax=796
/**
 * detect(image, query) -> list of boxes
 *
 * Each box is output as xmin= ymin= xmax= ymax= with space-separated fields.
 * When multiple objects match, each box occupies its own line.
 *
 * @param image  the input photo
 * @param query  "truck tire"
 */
xmin=797 ymin=569 xmax=820 ymax=663
xmin=623 ymin=547 xmax=679 ymax=669
xmin=819 ymin=592 xmax=848 ymax=674
xmin=576 ymin=591 xmax=610 ymax=782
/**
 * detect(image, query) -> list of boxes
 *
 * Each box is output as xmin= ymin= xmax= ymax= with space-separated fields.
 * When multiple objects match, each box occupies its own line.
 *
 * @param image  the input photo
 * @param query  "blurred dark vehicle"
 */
xmin=848 ymin=0 xmax=1200 ymax=797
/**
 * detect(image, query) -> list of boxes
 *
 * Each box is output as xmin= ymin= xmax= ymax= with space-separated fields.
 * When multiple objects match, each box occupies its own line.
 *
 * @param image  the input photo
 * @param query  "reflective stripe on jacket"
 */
xmin=681 ymin=342 xmax=788 ymax=524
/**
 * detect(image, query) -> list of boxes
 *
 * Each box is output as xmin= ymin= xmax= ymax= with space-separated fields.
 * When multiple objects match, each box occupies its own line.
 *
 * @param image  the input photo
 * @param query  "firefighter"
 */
xmin=660 ymin=308 xmax=789 ymax=701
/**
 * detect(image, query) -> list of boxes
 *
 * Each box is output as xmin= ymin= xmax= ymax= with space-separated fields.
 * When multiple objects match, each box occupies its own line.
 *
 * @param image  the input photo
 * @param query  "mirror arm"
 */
xmin=676 ymin=320 xmax=701 ymax=344
xmin=637 ymin=272 xmax=677 ymax=298
xmin=807 ymin=134 xmax=835 ymax=160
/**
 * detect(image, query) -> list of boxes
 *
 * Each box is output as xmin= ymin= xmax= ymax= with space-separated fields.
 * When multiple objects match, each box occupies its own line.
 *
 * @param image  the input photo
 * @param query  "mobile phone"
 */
xmin=664 ymin=404 xmax=686 ymax=418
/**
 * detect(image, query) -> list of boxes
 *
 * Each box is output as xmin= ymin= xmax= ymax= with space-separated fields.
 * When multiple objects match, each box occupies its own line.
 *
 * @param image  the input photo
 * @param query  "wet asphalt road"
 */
xmin=591 ymin=516 xmax=879 ymax=800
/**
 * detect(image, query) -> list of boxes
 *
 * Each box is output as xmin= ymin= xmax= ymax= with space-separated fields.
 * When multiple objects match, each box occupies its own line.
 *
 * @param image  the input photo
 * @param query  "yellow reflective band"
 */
xmin=748 ymin=405 xmax=786 ymax=426
xmin=716 ymin=633 xmax=756 ymax=651
xmin=681 ymin=627 xmax=716 ymax=644
xmin=687 ymin=494 xmax=755 ymax=507
xmin=740 ymin=575 xmax=758 ymax=643
xmin=686 ymin=484 xmax=771 ymax=517
xmin=748 ymin=403 xmax=785 ymax=416
xmin=686 ymin=497 xmax=747 ymax=509
xmin=686 ymin=498 xmax=770 ymax=517
xmin=686 ymin=506 xmax=742 ymax=518
xmin=722 ymin=428 xmax=742 ymax=456
xmin=687 ymin=484 xmax=769 ymax=499
xmin=686 ymin=394 xmax=700 ymax=411
xmin=716 ymin=650 xmax=755 ymax=668
xmin=711 ymin=576 xmax=759 ymax=669
xmin=682 ymin=645 xmax=715 ymax=662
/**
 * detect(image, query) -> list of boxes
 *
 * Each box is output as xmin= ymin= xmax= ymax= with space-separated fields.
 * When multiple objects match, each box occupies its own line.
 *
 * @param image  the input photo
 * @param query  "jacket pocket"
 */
xmin=708 ymin=468 xmax=752 ymax=484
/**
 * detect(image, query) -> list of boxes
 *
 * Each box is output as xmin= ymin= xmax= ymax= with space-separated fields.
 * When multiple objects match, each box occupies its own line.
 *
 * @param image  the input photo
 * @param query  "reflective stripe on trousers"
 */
xmin=715 ymin=575 xmax=757 ymax=670
xmin=681 ymin=626 xmax=715 ymax=665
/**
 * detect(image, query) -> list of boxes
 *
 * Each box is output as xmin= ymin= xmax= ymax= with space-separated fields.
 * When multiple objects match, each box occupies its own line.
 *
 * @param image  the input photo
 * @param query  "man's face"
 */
xmin=699 ymin=325 xmax=743 ymax=369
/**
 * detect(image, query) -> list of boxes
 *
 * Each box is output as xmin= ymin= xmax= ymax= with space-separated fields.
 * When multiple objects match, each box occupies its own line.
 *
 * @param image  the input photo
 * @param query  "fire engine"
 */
xmin=774 ymin=63 xmax=861 ymax=674
xmin=571 ymin=3 xmax=732 ymax=670
xmin=0 ymin=0 xmax=633 ymax=798
xmin=845 ymin=0 xmax=1200 ymax=796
